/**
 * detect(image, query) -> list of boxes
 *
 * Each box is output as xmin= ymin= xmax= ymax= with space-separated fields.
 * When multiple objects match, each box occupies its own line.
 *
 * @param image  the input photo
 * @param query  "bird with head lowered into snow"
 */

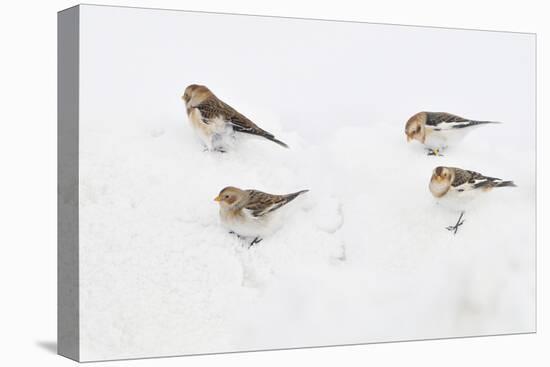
xmin=182 ymin=84 xmax=289 ymax=152
xmin=405 ymin=111 xmax=500 ymax=156
xmin=214 ymin=186 xmax=309 ymax=247
xmin=429 ymin=166 xmax=516 ymax=234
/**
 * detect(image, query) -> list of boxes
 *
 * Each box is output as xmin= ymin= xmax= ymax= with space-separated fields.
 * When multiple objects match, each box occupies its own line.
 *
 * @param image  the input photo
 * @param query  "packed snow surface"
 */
xmin=79 ymin=117 xmax=535 ymax=360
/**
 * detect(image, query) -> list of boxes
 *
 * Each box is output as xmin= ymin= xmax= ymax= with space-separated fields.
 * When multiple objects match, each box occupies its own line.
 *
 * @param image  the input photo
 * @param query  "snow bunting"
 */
xmin=182 ymin=84 xmax=289 ymax=151
xmin=214 ymin=186 xmax=309 ymax=247
xmin=429 ymin=166 xmax=516 ymax=233
xmin=405 ymin=112 xmax=500 ymax=155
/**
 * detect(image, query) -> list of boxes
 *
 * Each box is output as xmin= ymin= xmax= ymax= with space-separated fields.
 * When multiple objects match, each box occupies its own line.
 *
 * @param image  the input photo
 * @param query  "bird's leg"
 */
xmin=249 ymin=237 xmax=263 ymax=248
xmin=249 ymin=237 xmax=262 ymax=248
xmin=211 ymin=134 xmax=227 ymax=153
xmin=446 ymin=211 xmax=465 ymax=235
xmin=229 ymin=231 xmax=262 ymax=248
xmin=426 ymin=147 xmax=443 ymax=156
xmin=229 ymin=231 xmax=246 ymax=241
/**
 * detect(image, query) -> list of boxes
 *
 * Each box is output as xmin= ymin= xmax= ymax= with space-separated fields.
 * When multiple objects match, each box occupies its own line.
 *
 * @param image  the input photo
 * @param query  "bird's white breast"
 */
xmin=434 ymin=184 xmax=483 ymax=212
xmin=219 ymin=208 xmax=275 ymax=238
xmin=429 ymin=180 xmax=450 ymax=198
xmin=188 ymin=108 xmax=234 ymax=150
xmin=424 ymin=128 xmax=468 ymax=149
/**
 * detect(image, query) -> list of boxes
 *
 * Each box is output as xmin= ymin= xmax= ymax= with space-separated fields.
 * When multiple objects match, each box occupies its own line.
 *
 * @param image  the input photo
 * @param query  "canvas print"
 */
xmin=58 ymin=4 xmax=536 ymax=362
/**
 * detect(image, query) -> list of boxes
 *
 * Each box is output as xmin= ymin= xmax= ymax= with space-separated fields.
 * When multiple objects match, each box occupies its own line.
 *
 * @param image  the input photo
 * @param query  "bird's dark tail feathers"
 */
xmin=239 ymin=129 xmax=289 ymax=148
xmin=470 ymin=120 xmax=502 ymax=126
xmin=496 ymin=180 xmax=517 ymax=188
xmin=285 ymin=189 xmax=309 ymax=203
xmin=265 ymin=135 xmax=289 ymax=148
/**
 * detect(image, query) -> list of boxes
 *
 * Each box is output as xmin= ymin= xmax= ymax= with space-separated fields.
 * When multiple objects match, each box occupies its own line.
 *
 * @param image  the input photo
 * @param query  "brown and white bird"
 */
xmin=214 ymin=186 xmax=309 ymax=246
xmin=405 ymin=112 xmax=500 ymax=156
xmin=429 ymin=166 xmax=516 ymax=233
xmin=182 ymin=84 xmax=289 ymax=152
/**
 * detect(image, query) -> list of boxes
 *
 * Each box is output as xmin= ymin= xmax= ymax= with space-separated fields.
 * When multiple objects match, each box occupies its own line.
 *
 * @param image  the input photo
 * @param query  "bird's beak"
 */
xmin=214 ymin=195 xmax=221 ymax=202
xmin=435 ymin=175 xmax=443 ymax=182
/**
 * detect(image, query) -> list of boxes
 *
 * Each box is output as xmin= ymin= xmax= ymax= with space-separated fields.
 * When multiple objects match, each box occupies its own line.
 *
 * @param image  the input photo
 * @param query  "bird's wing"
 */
xmin=425 ymin=111 xmax=502 ymax=131
xmin=451 ymin=168 xmax=500 ymax=192
xmin=195 ymin=97 xmax=289 ymax=147
xmin=196 ymin=98 xmax=274 ymax=137
xmin=225 ymin=110 xmax=274 ymax=138
xmin=424 ymin=112 xmax=473 ymax=130
xmin=194 ymin=98 xmax=235 ymax=124
xmin=243 ymin=190 xmax=289 ymax=218
xmin=243 ymin=190 xmax=308 ymax=218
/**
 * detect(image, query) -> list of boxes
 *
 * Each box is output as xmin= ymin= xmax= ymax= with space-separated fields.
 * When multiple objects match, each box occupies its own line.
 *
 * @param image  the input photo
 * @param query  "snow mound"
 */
xmin=79 ymin=114 xmax=535 ymax=359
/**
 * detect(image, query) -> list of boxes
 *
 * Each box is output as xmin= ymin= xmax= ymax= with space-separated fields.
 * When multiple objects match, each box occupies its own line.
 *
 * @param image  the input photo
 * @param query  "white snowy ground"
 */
xmin=79 ymin=113 xmax=535 ymax=360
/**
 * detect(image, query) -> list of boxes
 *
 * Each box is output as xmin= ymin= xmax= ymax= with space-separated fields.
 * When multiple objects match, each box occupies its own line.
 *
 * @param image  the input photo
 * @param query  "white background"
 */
xmin=0 ymin=0 xmax=547 ymax=366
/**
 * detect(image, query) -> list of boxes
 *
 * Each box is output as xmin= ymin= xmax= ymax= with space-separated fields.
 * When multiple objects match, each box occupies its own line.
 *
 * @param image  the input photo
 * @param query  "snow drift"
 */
xmin=79 ymin=113 xmax=535 ymax=360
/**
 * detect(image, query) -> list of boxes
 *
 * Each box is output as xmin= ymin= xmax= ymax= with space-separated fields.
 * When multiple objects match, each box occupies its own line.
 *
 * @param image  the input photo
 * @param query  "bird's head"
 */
xmin=429 ymin=166 xmax=453 ymax=197
xmin=431 ymin=166 xmax=453 ymax=183
xmin=405 ymin=112 xmax=427 ymax=144
xmin=214 ymin=186 xmax=246 ymax=210
xmin=182 ymin=84 xmax=212 ymax=107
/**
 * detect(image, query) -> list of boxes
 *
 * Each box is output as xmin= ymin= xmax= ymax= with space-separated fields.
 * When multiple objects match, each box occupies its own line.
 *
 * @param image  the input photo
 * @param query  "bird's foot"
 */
xmin=203 ymin=147 xmax=227 ymax=153
xmin=229 ymin=231 xmax=246 ymax=241
xmin=445 ymin=212 xmax=465 ymax=235
xmin=249 ymin=237 xmax=263 ymax=248
xmin=229 ymin=231 xmax=262 ymax=248
xmin=229 ymin=231 xmax=263 ymax=248
xmin=426 ymin=148 xmax=443 ymax=156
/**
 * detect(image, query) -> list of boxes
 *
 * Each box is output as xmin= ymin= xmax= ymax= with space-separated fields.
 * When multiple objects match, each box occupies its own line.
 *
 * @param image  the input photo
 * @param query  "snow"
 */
xmin=76 ymin=5 xmax=535 ymax=361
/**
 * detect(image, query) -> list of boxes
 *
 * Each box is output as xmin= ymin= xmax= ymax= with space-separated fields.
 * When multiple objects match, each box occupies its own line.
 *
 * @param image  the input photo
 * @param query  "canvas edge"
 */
xmin=58 ymin=5 xmax=80 ymax=362
xmin=78 ymin=2 xmax=535 ymax=35
xmin=54 ymin=3 xmax=538 ymax=362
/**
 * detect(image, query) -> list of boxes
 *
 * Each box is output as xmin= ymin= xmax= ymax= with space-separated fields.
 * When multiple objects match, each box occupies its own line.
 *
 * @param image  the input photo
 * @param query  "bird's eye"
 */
xmin=416 ymin=126 xmax=421 ymax=133
xmin=224 ymin=195 xmax=229 ymax=199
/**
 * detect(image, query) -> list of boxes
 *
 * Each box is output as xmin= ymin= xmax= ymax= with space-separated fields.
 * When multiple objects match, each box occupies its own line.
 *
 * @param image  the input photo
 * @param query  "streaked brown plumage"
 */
xmin=429 ymin=166 xmax=516 ymax=198
xmin=182 ymin=84 xmax=288 ymax=151
xmin=429 ymin=166 xmax=516 ymax=234
xmin=214 ymin=186 xmax=309 ymax=243
xmin=405 ymin=111 xmax=500 ymax=155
